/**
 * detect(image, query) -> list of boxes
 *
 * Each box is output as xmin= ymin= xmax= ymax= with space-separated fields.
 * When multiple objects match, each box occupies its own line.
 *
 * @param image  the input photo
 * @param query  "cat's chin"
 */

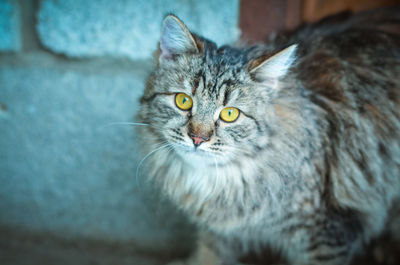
xmin=173 ymin=144 xmax=225 ymax=167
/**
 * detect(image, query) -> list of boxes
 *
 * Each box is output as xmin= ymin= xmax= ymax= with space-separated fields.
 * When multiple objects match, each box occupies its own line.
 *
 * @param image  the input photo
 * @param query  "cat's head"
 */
xmin=140 ymin=15 xmax=297 ymax=166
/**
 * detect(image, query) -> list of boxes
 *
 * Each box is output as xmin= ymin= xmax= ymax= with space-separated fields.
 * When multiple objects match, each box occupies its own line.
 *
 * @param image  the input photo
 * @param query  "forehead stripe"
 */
xmin=223 ymin=87 xmax=230 ymax=106
xmin=192 ymin=72 xmax=202 ymax=95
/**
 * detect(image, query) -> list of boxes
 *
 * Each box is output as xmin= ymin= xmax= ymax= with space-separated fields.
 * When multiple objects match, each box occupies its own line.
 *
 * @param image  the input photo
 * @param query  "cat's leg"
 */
xmin=284 ymin=212 xmax=364 ymax=265
xmin=167 ymin=240 xmax=221 ymax=265
xmin=372 ymin=200 xmax=400 ymax=264
xmin=167 ymin=232 xmax=247 ymax=265
xmin=387 ymin=199 xmax=400 ymax=242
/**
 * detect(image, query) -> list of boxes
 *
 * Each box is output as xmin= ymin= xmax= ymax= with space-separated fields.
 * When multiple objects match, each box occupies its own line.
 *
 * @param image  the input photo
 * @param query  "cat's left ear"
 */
xmin=159 ymin=15 xmax=202 ymax=63
xmin=249 ymin=44 xmax=298 ymax=85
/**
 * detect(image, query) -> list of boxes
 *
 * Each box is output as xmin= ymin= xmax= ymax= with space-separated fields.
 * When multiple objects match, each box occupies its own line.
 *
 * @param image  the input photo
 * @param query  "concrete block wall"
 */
xmin=0 ymin=0 xmax=21 ymax=51
xmin=0 ymin=0 xmax=239 ymax=255
xmin=37 ymin=0 xmax=240 ymax=60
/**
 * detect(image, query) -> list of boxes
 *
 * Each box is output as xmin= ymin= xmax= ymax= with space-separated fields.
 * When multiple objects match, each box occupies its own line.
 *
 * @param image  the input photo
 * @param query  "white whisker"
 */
xmin=136 ymin=142 xmax=173 ymax=187
xmin=99 ymin=122 xmax=149 ymax=130
xmin=211 ymin=155 xmax=220 ymax=197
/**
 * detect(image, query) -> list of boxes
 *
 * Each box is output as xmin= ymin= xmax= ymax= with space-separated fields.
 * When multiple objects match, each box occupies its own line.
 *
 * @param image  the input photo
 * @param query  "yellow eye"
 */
xmin=219 ymin=107 xmax=240 ymax=122
xmin=175 ymin=93 xmax=193 ymax=110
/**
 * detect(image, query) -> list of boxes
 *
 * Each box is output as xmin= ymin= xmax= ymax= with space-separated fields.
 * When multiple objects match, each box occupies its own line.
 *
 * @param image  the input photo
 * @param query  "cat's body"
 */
xmin=138 ymin=7 xmax=400 ymax=265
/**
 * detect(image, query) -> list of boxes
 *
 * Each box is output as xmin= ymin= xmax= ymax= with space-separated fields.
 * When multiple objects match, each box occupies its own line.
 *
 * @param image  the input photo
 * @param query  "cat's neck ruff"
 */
xmin=147 ymin=142 xmax=287 ymax=211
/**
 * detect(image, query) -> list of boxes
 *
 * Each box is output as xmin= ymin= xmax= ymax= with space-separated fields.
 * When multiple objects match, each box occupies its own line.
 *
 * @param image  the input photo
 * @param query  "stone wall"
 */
xmin=0 ymin=0 xmax=239 ymax=255
xmin=0 ymin=0 xmax=21 ymax=51
xmin=37 ymin=0 xmax=239 ymax=60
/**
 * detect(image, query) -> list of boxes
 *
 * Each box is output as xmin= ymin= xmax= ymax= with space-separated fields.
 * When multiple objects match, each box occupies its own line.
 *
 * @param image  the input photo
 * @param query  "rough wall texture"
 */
xmin=0 ymin=0 xmax=239 ymax=257
xmin=0 ymin=0 xmax=21 ymax=51
xmin=37 ymin=0 xmax=240 ymax=60
xmin=0 ymin=54 xmax=193 ymax=253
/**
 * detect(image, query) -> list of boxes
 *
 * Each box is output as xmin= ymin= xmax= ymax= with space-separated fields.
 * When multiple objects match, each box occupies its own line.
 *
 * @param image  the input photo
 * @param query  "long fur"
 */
xmin=137 ymin=8 xmax=400 ymax=265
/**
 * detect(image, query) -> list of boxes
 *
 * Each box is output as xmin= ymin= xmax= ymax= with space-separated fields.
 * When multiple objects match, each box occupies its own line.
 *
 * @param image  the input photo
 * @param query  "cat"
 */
xmin=137 ymin=7 xmax=400 ymax=265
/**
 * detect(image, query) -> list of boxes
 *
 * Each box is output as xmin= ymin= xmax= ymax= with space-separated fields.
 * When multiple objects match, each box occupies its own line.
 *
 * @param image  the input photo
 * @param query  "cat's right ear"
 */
xmin=158 ymin=15 xmax=201 ymax=64
xmin=249 ymin=44 xmax=298 ymax=87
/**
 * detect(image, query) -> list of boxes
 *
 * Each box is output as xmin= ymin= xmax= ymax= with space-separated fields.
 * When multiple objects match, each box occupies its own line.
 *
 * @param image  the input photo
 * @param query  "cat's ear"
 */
xmin=159 ymin=15 xmax=200 ymax=63
xmin=249 ymin=44 xmax=298 ymax=84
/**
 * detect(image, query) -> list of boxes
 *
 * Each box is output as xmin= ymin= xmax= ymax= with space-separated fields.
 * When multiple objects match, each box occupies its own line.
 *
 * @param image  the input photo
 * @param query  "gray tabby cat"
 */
xmin=137 ymin=8 xmax=400 ymax=265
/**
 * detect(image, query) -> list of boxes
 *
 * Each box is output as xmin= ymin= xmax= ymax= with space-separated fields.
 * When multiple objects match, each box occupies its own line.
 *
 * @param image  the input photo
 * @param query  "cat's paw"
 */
xmin=165 ymin=256 xmax=220 ymax=265
xmin=165 ymin=259 xmax=206 ymax=265
xmin=372 ymin=243 xmax=399 ymax=265
xmin=166 ymin=260 xmax=188 ymax=265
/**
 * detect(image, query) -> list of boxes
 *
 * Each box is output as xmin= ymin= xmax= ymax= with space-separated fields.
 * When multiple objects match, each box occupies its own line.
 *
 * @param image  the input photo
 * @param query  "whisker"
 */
xmin=165 ymin=145 xmax=176 ymax=156
xmin=135 ymin=142 xmax=173 ymax=187
xmin=98 ymin=122 xmax=149 ymax=130
xmin=211 ymin=155 xmax=220 ymax=197
xmin=231 ymin=146 xmax=253 ymax=156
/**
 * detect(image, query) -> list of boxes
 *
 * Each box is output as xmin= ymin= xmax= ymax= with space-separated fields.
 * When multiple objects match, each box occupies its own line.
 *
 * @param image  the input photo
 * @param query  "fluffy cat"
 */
xmin=137 ymin=7 xmax=400 ymax=265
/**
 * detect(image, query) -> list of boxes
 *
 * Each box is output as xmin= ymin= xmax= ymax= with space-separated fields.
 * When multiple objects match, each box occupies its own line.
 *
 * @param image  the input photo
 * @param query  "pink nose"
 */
xmin=189 ymin=132 xmax=209 ymax=147
xmin=191 ymin=136 xmax=206 ymax=146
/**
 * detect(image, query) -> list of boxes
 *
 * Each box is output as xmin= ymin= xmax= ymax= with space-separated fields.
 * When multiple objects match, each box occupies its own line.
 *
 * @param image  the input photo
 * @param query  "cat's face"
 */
xmin=139 ymin=15 xmax=297 ymax=167
xmin=144 ymin=55 xmax=264 ymax=165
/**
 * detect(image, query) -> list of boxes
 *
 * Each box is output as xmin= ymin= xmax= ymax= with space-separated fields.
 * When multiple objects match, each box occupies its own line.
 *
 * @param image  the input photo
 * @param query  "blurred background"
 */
xmin=1 ymin=0 xmax=399 ymax=264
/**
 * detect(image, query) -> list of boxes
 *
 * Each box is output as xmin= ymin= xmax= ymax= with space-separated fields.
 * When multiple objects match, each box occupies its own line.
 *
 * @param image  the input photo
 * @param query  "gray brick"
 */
xmin=0 ymin=55 xmax=194 ymax=252
xmin=0 ymin=0 xmax=21 ymax=51
xmin=36 ymin=0 xmax=240 ymax=60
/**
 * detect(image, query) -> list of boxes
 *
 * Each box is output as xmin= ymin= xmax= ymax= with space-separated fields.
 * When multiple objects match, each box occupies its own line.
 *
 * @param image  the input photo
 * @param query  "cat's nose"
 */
xmin=189 ymin=133 xmax=209 ymax=147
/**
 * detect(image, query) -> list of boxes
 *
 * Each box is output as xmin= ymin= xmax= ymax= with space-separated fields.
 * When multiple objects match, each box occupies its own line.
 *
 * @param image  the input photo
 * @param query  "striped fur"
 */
xmin=138 ymin=8 xmax=400 ymax=265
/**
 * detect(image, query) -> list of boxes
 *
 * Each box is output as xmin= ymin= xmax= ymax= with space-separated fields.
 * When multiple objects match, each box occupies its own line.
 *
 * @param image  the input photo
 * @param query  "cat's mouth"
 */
xmin=171 ymin=141 xmax=237 ymax=168
xmin=173 ymin=142 xmax=217 ymax=160
xmin=176 ymin=143 xmax=209 ymax=154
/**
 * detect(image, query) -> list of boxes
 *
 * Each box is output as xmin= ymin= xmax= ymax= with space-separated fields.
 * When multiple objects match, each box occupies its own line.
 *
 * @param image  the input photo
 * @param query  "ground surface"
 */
xmin=1 ymin=227 xmax=399 ymax=265
xmin=0 ymin=227 xmax=172 ymax=265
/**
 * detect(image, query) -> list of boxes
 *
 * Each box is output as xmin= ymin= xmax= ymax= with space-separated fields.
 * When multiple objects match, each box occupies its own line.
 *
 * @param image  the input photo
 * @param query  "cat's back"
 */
xmin=290 ymin=6 xmax=400 ymax=148
xmin=294 ymin=6 xmax=400 ymax=98
xmin=294 ymin=7 xmax=400 ymax=144
xmin=288 ymin=6 xmax=400 ymax=227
